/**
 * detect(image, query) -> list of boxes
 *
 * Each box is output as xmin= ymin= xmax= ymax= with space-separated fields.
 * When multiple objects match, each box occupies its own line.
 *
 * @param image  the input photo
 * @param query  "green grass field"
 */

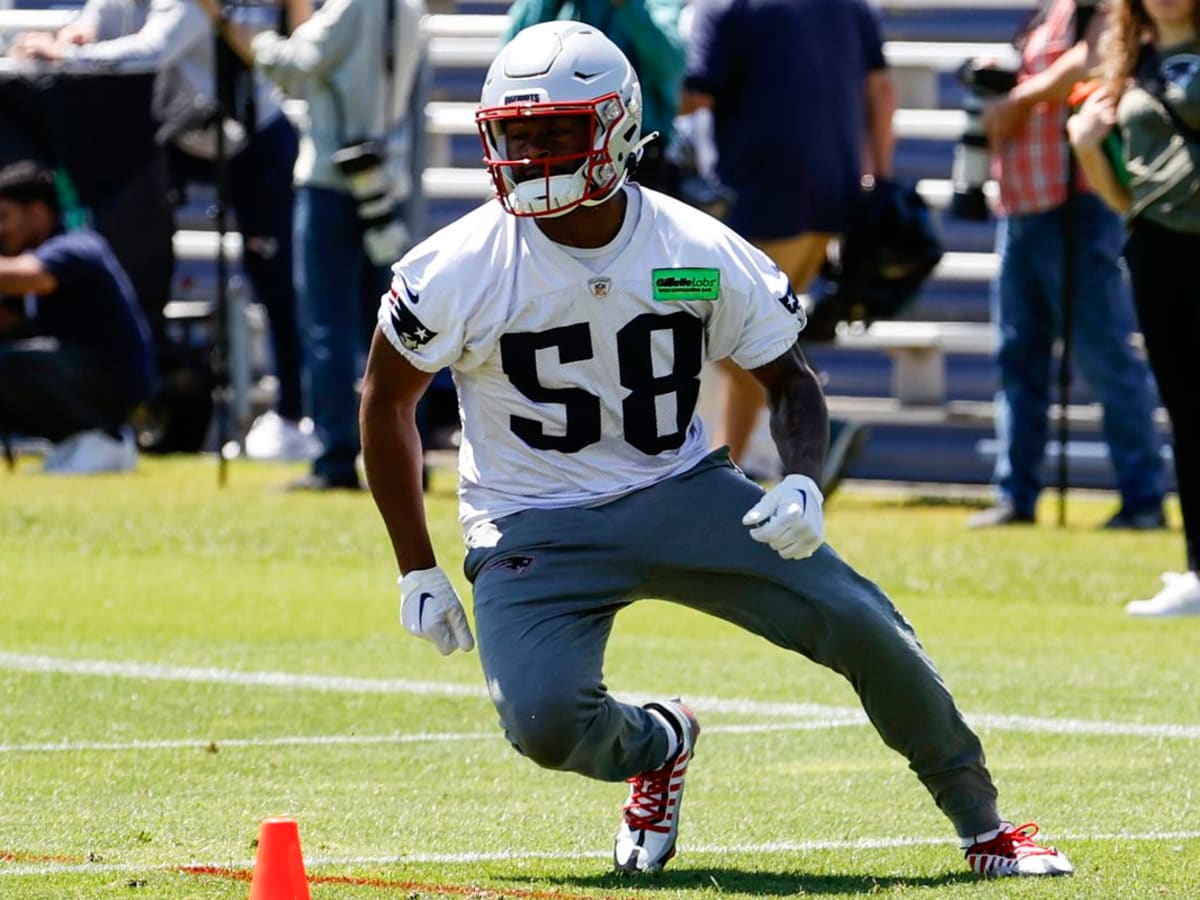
xmin=2 ymin=456 xmax=1198 ymax=899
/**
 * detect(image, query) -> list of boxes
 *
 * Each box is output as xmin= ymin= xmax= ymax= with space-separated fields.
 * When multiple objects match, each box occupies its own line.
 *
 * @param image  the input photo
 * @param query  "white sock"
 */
xmin=960 ymin=821 xmax=1008 ymax=849
xmin=646 ymin=707 xmax=678 ymax=766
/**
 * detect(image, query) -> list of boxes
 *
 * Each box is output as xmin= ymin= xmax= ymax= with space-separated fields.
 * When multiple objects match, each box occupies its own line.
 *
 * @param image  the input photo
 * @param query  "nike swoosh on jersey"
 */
xmin=390 ymin=279 xmax=421 ymax=305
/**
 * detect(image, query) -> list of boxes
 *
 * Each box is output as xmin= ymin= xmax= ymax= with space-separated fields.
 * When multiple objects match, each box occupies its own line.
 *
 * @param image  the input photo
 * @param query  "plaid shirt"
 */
xmin=993 ymin=0 xmax=1090 ymax=215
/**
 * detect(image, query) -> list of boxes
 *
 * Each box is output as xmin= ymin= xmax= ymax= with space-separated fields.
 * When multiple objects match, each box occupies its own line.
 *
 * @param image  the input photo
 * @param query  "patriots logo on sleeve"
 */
xmin=387 ymin=283 xmax=438 ymax=350
xmin=776 ymin=288 xmax=808 ymax=330
xmin=776 ymin=289 xmax=802 ymax=317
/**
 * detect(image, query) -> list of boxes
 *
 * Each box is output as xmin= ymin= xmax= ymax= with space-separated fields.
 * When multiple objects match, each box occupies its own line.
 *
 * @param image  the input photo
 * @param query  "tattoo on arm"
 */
xmin=749 ymin=342 xmax=829 ymax=479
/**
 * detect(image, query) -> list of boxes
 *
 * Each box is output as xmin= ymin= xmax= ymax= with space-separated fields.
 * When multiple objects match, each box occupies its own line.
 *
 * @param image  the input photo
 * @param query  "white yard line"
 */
xmin=2 ymin=652 xmax=1199 ymax=740
xmin=0 ymin=652 xmax=487 ymax=697
xmin=0 ymin=721 xmax=864 ymax=755
xmin=0 ymin=732 xmax=497 ymax=754
xmin=1 ymin=831 xmax=1198 ymax=878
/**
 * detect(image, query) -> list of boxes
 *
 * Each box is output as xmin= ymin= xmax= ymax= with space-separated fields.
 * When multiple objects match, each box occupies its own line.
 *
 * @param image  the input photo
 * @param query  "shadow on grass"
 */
xmin=519 ymin=865 xmax=978 ymax=896
xmin=874 ymin=495 xmax=990 ymax=510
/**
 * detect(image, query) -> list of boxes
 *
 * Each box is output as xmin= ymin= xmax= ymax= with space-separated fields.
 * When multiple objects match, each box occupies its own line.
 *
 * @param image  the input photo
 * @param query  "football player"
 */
xmin=360 ymin=21 xmax=1073 ymax=879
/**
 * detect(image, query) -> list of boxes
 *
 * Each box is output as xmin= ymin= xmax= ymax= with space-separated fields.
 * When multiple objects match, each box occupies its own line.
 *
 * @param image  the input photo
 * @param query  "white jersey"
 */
xmin=378 ymin=186 xmax=806 ymax=539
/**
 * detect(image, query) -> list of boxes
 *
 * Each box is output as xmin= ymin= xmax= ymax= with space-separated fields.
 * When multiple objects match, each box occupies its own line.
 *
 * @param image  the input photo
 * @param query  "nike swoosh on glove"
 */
xmin=741 ymin=473 xmax=825 ymax=560
xmin=399 ymin=566 xmax=475 ymax=655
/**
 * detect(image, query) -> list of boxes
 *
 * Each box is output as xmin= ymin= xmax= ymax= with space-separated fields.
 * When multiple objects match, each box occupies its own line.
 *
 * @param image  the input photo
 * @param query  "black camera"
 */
xmin=331 ymin=139 xmax=410 ymax=266
xmin=950 ymin=60 xmax=1018 ymax=220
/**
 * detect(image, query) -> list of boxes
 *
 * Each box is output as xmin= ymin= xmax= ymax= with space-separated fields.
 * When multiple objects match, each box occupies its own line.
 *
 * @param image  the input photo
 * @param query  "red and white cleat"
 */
xmin=964 ymin=822 xmax=1074 ymax=877
xmin=613 ymin=699 xmax=700 ymax=874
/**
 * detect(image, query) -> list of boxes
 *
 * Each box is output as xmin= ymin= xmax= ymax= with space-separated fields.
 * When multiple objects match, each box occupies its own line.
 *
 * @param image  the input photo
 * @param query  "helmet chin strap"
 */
xmin=628 ymin=131 xmax=659 ymax=172
xmin=573 ymin=130 xmax=659 ymax=211
xmin=578 ymin=130 xmax=656 ymax=208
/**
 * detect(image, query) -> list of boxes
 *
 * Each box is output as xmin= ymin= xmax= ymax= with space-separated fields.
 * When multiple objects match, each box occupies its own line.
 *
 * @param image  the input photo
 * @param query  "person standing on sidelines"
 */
xmin=967 ymin=0 xmax=1166 ymax=530
xmin=360 ymin=22 xmax=1075 ymax=879
xmin=209 ymin=0 xmax=428 ymax=490
xmin=680 ymin=0 xmax=896 ymax=490
xmin=1068 ymin=0 xmax=1200 ymax=614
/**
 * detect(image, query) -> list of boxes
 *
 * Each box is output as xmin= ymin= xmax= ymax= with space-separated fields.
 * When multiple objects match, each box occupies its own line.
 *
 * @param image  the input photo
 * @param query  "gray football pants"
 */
xmin=463 ymin=451 xmax=1001 ymax=837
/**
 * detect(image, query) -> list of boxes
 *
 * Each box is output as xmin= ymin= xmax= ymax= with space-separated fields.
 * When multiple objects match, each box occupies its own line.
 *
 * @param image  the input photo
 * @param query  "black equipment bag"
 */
xmin=805 ymin=178 xmax=944 ymax=343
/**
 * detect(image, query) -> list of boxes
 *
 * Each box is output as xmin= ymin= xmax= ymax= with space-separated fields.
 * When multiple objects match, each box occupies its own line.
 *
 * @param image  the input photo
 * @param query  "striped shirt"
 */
xmin=993 ymin=0 xmax=1090 ymax=215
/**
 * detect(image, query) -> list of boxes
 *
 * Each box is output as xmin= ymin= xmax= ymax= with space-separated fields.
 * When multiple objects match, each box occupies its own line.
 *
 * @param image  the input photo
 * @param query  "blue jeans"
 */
xmin=991 ymin=193 xmax=1164 ymax=515
xmin=294 ymin=186 xmax=392 ymax=483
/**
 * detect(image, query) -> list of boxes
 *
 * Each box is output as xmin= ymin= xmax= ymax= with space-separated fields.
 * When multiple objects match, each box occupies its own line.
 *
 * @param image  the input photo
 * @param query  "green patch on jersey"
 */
xmin=652 ymin=268 xmax=721 ymax=301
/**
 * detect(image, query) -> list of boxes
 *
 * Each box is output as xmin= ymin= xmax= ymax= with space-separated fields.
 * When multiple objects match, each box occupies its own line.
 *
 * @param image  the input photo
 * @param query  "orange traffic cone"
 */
xmin=248 ymin=817 xmax=311 ymax=900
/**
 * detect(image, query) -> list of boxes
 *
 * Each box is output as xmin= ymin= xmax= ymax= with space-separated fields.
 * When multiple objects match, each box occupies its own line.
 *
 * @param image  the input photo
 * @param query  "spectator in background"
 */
xmin=219 ymin=0 xmax=428 ymax=490
xmin=681 ymin=0 xmax=896 ymax=492
xmin=502 ymin=0 xmax=686 ymax=195
xmin=1068 ymin=0 xmax=1200 ymax=614
xmin=969 ymin=0 xmax=1165 ymax=529
xmin=12 ymin=0 xmax=314 ymax=463
xmin=0 ymin=160 xmax=153 ymax=473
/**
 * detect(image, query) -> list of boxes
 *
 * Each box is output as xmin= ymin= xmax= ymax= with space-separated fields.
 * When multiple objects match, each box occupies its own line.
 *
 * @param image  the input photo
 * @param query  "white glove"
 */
xmin=741 ymin=474 xmax=825 ymax=560
xmin=399 ymin=567 xmax=475 ymax=655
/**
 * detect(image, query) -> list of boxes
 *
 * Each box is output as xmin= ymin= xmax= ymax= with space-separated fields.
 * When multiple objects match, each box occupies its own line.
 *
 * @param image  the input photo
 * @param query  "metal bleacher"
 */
xmin=0 ymin=0 xmax=1174 ymax=489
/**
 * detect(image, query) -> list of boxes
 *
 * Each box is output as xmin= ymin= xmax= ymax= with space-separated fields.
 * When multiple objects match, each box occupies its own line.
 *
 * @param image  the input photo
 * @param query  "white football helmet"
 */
xmin=476 ymin=21 xmax=650 ymax=217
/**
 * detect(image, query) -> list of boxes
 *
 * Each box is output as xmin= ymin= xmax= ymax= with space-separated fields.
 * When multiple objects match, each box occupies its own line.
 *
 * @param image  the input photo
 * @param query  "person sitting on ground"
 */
xmin=11 ymin=0 xmax=314 ymax=463
xmin=0 ymin=160 xmax=153 ymax=473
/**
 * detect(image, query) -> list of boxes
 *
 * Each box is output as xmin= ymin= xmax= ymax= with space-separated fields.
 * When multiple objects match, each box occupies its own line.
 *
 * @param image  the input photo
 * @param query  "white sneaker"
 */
xmin=43 ymin=428 xmax=137 ymax=474
xmin=613 ymin=699 xmax=700 ymax=874
xmin=1126 ymin=572 xmax=1200 ymax=618
xmin=243 ymin=411 xmax=318 ymax=461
